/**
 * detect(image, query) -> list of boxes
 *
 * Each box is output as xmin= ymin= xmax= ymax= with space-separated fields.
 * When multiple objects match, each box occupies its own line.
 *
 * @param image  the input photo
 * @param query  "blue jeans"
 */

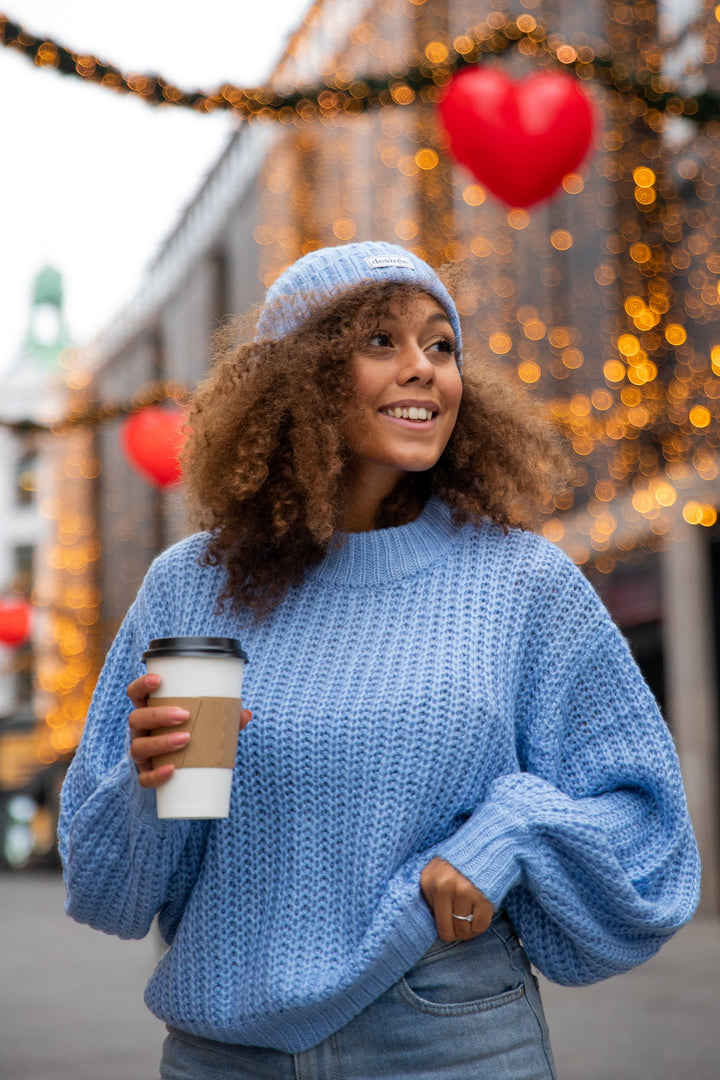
xmin=159 ymin=912 xmax=557 ymax=1079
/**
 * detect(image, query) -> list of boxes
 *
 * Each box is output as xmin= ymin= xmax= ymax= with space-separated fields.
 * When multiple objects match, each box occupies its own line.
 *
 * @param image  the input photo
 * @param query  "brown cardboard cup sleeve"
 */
xmin=151 ymin=697 xmax=242 ymax=770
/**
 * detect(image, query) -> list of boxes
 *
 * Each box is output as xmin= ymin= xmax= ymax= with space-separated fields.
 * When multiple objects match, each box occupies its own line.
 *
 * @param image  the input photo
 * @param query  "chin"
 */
xmin=396 ymin=445 xmax=448 ymax=472
xmin=406 ymin=458 xmax=441 ymax=472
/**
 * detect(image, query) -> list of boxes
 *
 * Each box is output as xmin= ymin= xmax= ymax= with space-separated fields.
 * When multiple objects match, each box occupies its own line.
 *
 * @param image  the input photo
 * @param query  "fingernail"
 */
xmin=169 ymin=709 xmax=191 ymax=721
xmin=169 ymin=732 xmax=191 ymax=746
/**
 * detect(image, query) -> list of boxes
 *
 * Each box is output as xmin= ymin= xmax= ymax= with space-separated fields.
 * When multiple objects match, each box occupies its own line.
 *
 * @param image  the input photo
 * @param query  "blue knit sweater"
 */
xmin=58 ymin=498 xmax=700 ymax=1053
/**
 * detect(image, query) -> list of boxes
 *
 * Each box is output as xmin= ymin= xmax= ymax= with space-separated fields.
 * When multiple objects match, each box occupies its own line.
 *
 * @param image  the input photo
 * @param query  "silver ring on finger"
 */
xmin=451 ymin=911 xmax=474 ymax=923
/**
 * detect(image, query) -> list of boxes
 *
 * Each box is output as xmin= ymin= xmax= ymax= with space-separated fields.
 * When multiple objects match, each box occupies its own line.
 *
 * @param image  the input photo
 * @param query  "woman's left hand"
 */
xmin=420 ymin=857 xmax=494 ymax=941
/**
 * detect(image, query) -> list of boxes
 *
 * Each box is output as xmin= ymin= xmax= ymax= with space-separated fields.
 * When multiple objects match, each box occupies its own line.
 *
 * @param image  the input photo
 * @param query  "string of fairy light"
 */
xmin=1 ymin=9 xmax=720 ymax=123
xmin=0 ymin=382 xmax=188 ymax=435
xmin=32 ymin=417 xmax=102 ymax=764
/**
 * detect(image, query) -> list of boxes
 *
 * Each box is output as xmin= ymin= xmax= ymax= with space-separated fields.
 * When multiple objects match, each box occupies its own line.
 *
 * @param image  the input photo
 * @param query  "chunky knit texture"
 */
xmin=59 ymin=499 xmax=700 ymax=1053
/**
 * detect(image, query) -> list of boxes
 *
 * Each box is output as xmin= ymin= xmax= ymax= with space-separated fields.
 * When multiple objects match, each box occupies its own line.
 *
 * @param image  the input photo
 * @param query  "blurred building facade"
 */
xmin=32 ymin=0 xmax=719 ymax=904
xmin=0 ymin=266 xmax=71 ymax=867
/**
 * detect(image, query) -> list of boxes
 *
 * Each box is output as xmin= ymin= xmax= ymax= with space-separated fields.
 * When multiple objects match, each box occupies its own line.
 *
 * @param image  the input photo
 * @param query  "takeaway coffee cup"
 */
xmin=142 ymin=636 xmax=248 ymax=819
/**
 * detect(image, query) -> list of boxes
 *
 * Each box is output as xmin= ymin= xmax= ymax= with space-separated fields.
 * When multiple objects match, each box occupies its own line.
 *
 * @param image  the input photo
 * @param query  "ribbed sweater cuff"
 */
xmin=434 ymin=800 xmax=526 ymax=909
xmin=119 ymin=758 xmax=159 ymax=824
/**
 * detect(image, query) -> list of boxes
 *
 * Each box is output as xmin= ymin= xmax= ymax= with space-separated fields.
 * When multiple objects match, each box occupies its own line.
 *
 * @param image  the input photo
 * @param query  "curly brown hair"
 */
xmin=182 ymin=279 xmax=570 ymax=617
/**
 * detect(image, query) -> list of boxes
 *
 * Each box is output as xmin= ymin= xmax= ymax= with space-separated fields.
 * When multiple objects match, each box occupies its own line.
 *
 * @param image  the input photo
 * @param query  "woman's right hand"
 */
xmin=127 ymin=673 xmax=191 ymax=789
xmin=128 ymin=673 xmax=253 ymax=789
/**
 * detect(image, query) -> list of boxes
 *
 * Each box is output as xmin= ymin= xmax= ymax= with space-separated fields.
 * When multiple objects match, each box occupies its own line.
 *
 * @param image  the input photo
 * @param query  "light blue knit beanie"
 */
xmin=255 ymin=241 xmax=462 ymax=369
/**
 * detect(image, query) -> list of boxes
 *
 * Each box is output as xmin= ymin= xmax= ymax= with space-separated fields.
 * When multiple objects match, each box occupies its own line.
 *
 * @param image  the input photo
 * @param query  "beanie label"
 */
xmin=365 ymin=256 xmax=415 ymax=270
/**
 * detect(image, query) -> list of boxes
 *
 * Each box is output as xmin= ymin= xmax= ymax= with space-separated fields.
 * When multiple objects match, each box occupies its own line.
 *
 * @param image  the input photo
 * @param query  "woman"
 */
xmin=59 ymin=241 xmax=700 ymax=1080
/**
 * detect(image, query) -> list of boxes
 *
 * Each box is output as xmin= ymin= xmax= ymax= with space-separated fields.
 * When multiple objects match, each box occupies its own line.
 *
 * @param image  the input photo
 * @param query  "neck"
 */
xmin=340 ymin=464 xmax=405 ymax=532
xmin=340 ymin=469 xmax=432 ymax=533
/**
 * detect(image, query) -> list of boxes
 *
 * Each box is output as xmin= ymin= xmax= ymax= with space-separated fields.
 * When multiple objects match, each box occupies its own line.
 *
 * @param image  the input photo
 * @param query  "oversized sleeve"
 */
xmin=57 ymin=553 xmax=210 ymax=942
xmin=434 ymin=553 xmax=701 ymax=986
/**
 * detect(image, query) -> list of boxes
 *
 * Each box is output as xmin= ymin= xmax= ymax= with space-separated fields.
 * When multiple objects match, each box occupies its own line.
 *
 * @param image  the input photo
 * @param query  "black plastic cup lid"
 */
xmin=143 ymin=636 xmax=248 ymax=662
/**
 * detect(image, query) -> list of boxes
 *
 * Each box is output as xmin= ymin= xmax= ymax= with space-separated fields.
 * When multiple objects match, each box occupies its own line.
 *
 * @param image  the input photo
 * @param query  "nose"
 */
xmin=397 ymin=343 xmax=434 ymax=384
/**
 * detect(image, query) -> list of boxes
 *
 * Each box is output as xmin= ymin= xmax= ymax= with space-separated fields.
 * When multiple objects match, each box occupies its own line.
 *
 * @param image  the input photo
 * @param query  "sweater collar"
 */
xmin=310 ymin=497 xmax=459 ymax=588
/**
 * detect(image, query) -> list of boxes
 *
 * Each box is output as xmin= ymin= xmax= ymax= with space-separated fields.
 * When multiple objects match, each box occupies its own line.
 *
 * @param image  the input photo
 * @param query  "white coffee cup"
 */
xmin=142 ymin=636 xmax=248 ymax=819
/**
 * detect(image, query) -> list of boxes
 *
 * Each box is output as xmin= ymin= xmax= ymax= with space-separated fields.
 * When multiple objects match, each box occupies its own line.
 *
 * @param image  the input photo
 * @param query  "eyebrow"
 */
xmin=377 ymin=310 xmax=454 ymax=330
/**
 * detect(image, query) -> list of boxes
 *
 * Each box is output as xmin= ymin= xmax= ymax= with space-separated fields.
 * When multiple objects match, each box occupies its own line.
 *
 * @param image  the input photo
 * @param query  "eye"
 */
xmin=367 ymin=331 xmax=394 ymax=349
xmin=427 ymin=337 xmax=456 ymax=357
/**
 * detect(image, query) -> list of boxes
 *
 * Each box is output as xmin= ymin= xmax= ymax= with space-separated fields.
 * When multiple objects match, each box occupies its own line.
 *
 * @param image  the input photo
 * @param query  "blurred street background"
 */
xmin=1 ymin=1 xmax=720 ymax=1077
xmin=1 ymin=871 xmax=718 ymax=1080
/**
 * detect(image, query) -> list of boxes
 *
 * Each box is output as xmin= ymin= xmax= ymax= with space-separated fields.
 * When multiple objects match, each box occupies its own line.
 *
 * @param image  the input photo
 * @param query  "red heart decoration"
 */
xmin=0 ymin=598 xmax=32 ymax=647
xmin=120 ymin=406 xmax=186 ymax=489
xmin=438 ymin=67 xmax=596 ymax=208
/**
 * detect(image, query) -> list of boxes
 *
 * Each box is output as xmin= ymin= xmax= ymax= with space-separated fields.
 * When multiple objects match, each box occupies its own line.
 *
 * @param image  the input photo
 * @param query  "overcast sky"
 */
xmin=0 ymin=0 xmax=310 ymax=372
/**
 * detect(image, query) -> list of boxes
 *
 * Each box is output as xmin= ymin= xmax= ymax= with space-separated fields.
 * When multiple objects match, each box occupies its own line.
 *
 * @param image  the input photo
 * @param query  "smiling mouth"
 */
xmin=379 ymin=406 xmax=437 ymax=422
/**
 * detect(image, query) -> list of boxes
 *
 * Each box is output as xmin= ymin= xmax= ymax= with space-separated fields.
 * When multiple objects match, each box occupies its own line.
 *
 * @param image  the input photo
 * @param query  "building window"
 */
xmin=210 ymin=247 xmax=229 ymax=332
xmin=15 ymin=451 xmax=37 ymax=506
xmin=13 ymin=545 xmax=34 ymax=596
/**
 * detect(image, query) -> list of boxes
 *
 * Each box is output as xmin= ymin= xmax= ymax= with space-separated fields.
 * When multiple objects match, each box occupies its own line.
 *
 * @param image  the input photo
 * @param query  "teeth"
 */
xmin=383 ymin=407 xmax=434 ymax=421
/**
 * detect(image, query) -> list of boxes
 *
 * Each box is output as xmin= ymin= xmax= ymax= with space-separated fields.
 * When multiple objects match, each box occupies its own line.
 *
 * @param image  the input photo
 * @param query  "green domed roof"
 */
xmin=24 ymin=265 xmax=71 ymax=366
xmin=33 ymin=265 xmax=63 ymax=307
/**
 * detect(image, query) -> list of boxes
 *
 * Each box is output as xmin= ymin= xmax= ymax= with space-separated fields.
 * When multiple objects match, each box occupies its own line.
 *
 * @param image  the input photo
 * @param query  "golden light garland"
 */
xmin=32 ymin=415 xmax=103 ymax=767
xmin=1 ymin=10 xmax=719 ymax=124
xmin=0 ymin=381 xmax=188 ymax=435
